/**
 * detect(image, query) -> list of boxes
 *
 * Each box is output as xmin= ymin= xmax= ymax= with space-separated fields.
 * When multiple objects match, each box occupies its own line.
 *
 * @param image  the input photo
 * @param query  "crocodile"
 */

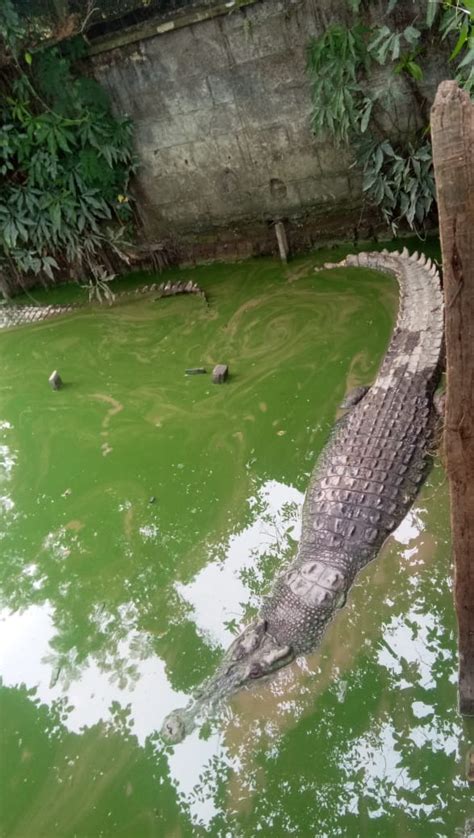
xmin=161 ymin=247 xmax=444 ymax=744
xmin=0 ymin=279 xmax=206 ymax=330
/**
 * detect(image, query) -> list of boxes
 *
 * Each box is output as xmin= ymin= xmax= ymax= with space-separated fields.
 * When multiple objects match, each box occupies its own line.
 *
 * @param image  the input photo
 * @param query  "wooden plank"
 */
xmin=431 ymin=80 xmax=474 ymax=716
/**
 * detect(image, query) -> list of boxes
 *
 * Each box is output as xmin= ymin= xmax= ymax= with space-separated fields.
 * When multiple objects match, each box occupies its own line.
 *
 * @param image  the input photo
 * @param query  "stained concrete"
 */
xmin=89 ymin=0 xmax=449 ymax=258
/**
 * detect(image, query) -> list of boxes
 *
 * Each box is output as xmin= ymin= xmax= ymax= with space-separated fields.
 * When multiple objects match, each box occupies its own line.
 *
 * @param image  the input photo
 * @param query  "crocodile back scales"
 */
xmin=262 ymin=249 xmax=444 ymax=654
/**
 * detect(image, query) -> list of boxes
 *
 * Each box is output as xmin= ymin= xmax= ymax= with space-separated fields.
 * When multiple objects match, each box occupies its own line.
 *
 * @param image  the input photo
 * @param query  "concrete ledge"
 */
xmin=166 ymin=205 xmax=387 ymax=267
xmin=88 ymin=0 xmax=260 ymax=56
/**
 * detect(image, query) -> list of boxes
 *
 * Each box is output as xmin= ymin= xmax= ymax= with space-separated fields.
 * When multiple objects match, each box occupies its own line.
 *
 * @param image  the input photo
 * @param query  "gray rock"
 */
xmin=49 ymin=370 xmax=62 ymax=390
xmin=212 ymin=364 xmax=229 ymax=384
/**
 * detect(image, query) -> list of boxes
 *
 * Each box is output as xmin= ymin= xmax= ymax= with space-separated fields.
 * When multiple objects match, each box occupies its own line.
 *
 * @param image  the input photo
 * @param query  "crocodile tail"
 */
xmin=344 ymin=250 xmax=444 ymax=390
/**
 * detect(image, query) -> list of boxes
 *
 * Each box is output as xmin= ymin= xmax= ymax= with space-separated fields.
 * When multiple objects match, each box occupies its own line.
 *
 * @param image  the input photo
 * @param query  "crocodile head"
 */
xmin=160 ymin=620 xmax=294 ymax=744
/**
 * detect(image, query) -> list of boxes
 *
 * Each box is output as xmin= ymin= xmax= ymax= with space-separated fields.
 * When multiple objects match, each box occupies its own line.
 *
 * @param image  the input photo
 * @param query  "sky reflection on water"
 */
xmin=0 ymin=474 xmax=467 ymax=830
xmin=0 ymin=477 xmax=304 ymax=827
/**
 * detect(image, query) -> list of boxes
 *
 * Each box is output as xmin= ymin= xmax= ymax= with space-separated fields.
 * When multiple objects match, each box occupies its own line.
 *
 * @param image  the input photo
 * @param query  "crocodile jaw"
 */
xmin=160 ymin=621 xmax=295 ymax=743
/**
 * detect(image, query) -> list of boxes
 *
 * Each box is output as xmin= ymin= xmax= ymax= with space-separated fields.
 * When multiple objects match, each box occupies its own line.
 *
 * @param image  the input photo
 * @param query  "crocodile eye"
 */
xmin=249 ymin=663 xmax=263 ymax=679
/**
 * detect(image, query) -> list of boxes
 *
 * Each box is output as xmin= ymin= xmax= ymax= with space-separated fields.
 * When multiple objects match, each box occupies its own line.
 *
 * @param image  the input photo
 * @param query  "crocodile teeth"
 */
xmin=425 ymin=257 xmax=432 ymax=270
xmin=401 ymin=246 xmax=409 ymax=258
xmin=418 ymin=253 xmax=427 ymax=265
xmin=410 ymin=251 xmax=419 ymax=261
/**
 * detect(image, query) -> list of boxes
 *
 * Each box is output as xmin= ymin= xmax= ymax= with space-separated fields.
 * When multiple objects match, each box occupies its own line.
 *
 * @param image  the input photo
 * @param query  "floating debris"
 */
xmin=212 ymin=364 xmax=229 ymax=384
xmin=48 ymin=370 xmax=62 ymax=390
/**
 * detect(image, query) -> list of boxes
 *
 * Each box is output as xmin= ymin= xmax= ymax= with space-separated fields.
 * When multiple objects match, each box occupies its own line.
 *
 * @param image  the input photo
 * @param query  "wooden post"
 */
xmin=274 ymin=221 xmax=289 ymax=263
xmin=431 ymin=81 xmax=474 ymax=716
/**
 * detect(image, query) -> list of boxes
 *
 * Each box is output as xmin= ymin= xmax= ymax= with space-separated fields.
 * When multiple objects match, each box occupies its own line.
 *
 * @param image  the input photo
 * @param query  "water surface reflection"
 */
xmin=0 ymin=255 xmax=471 ymax=836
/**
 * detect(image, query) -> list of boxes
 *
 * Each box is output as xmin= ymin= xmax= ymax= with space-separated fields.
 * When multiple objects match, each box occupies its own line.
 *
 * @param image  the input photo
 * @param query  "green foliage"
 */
xmin=368 ymin=24 xmax=421 ymax=65
xmin=0 ymin=0 xmax=136 ymax=295
xmin=357 ymin=139 xmax=435 ymax=232
xmin=426 ymin=1 xmax=439 ymax=28
xmin=307 ymin=25 xmax=370 ymax=144
xmin=440 ymin=1 xmax=474 ymax=93
xmin=307 ymin=1 xmax=474 ymax=234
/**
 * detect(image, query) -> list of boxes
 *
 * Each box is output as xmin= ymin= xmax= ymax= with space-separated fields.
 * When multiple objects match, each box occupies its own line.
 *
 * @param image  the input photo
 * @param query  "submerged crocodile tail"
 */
xmin=0 ymin=282 xmax=206 ymax=331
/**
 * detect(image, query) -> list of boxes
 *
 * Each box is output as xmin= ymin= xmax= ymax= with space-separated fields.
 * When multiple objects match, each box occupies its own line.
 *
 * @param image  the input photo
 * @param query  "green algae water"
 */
xmin=0 ymin=249 xmax=472 ymax=837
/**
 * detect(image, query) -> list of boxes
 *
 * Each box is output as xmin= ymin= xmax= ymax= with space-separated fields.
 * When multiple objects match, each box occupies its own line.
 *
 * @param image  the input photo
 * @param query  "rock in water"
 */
xmin=212 ymin=364 xmax=228 ymax=384
xmin=185 ymin=368 xmax=206 ymax=375
xmin=49 ymin=370 xmax=62 ymax=390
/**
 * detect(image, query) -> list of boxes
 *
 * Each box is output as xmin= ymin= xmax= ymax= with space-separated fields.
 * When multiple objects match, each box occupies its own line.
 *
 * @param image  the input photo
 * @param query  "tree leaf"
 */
xmin=407 ymin=61 xmax=424 ymax=81
xmin=360 ymin=105 xmax=371 ymax=133
xmin=374 ymin=144 xmax=385 ymax=173
xmin=450 ymin=21 xmax=469 ymax=61
xmin=403 ymin=26 xmax=421 ymax=45
xmin=458 ymin=46 xmax=474 ymax=69
xmin=391 ymin=34 xmax=401 ymax=61
xmin=426 ymin=1 xmax=438 ymax=28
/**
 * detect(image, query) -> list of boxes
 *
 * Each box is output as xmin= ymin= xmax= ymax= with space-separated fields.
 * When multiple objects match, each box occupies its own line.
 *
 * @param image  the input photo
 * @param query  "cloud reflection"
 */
xmin=176 ymin=480 xmax=303 ymax=648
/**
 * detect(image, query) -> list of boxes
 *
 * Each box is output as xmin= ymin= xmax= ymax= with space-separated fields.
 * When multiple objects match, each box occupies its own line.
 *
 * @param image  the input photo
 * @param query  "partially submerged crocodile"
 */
xmin=0 ymin=279 xmax=206 ymax=330
xmin=161 ymin=248 xmax=444 ymax=744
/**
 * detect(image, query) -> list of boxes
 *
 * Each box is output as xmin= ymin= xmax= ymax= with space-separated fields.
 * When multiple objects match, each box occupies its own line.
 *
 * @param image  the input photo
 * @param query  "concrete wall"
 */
xmin=89 ymin=0 xmax=447 ymax=260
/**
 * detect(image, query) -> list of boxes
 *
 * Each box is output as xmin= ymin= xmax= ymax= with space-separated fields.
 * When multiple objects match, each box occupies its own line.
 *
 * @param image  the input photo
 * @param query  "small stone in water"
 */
xmin=212 ymin=364 xmax=229 ymax=384
xmin=149 ymin=496 xmax=156 ymax=504
xmin=49 ymin=370 xmax=62 ymax=390
xmin=185 ymin=368 xmax=206 ymax=375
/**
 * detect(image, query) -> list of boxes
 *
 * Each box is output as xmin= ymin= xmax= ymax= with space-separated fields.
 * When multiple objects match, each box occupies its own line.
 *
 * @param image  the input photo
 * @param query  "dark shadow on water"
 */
xmin=51 ymin=381 xmax=74 ymax=391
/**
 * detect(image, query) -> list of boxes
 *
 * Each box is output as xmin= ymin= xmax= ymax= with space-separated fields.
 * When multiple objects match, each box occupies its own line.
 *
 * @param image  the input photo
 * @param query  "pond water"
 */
xmin=0 ymin=245 xmax=472 ymax=837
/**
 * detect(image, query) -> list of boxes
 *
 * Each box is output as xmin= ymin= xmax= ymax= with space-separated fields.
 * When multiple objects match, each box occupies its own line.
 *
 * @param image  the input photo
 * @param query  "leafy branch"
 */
xmin=440 ymin=0 xmax=474 ymax=93
xmin=307 ymin=24 xmax=370 ymax=144
xmin=0 ymin=0 xmax=136 ymax=298
xmin=307 ymin=1 xmax=474 ymax=235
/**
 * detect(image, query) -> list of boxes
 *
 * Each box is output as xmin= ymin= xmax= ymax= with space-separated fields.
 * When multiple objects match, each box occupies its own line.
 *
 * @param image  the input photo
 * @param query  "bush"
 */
xmin=0 ymin=0 xmax=136 ymax=297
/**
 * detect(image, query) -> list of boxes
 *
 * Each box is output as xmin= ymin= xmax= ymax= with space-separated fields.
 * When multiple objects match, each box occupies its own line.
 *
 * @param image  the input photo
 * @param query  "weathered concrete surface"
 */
xmin=89 ymin=0 xmax=449 ymax=259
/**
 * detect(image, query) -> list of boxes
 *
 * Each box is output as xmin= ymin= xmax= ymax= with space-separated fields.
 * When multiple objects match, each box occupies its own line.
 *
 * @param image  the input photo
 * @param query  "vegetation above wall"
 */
xmin=0 ymin=0 xmax=136 ymax=299
xmin=307 ymin=0 xmax=474 ymax=235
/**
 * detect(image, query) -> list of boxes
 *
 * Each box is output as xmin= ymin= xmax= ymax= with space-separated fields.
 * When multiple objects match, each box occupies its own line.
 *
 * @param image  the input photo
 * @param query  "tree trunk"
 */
xmin=431 ymin=81 xmax=474 ymax=716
